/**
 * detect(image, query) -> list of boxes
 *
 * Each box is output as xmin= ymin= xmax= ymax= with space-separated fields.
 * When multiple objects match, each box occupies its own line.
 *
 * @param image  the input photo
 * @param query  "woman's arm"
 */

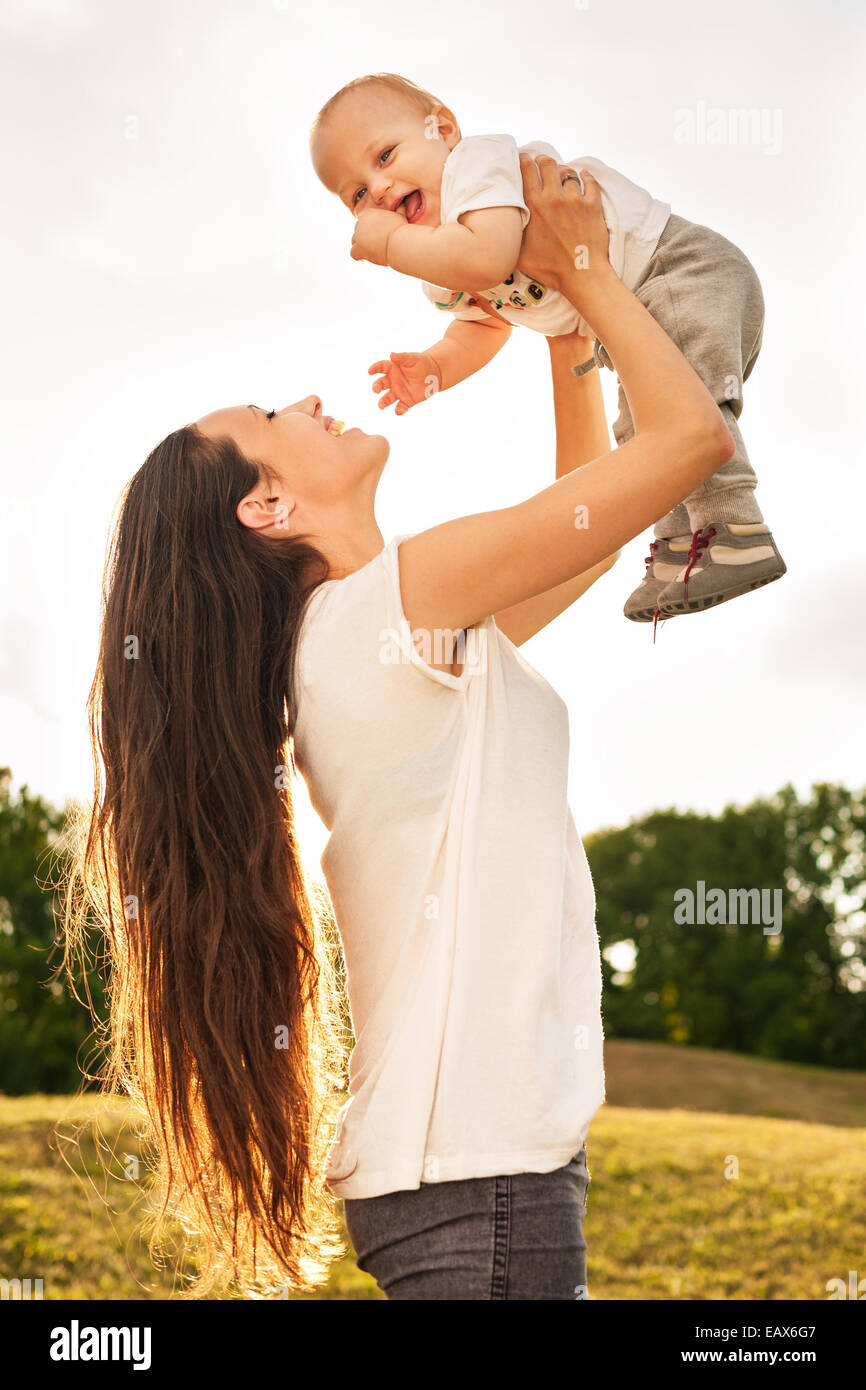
xmin=547 ymin=331 xmax=612 ymax=482
xmin=396 ymin=159 xmax=734 ymax=641
xmin=492 ymin=329 xmax=620 ymax=645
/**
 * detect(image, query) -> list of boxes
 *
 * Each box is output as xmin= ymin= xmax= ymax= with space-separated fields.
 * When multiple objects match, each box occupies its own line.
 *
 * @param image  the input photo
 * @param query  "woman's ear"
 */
xmin=236 ymin=493 xmax=296 ymax=532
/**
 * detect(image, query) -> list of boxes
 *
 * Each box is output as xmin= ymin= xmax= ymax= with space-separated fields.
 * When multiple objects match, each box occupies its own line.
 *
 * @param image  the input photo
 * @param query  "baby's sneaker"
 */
xmin=624 ymin=535 xmax=695 ymax=622
xmin=656 ymin=522 xmax=787 ymax=616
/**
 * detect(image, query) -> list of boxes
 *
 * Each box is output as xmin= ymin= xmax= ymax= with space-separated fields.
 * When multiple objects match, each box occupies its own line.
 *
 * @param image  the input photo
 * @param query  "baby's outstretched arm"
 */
xmin=370 ymin=315 xmax=512 ymax=415
xmin=352 ymin=205 xmax=524 ymax=290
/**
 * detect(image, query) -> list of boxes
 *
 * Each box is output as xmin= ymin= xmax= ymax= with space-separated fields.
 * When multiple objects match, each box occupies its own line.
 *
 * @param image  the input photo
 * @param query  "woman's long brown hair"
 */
xmin=60 ymin=424 xmax=349 ymax=1297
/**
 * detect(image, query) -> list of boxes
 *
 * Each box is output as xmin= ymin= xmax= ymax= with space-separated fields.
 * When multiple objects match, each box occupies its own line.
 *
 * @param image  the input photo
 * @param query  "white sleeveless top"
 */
xmin=291 ymin=536 xmax=605 ymax=1199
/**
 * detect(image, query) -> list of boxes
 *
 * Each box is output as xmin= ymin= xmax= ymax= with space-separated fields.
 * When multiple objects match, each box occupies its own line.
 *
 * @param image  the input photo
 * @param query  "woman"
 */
xmin=63 ymin=158 xmax=733 ymax=1301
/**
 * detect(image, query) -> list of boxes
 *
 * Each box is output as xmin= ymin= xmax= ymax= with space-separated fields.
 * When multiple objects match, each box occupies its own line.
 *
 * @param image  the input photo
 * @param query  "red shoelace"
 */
xmin=650 ymin=526 xmax=717 ymax=645
xmin=681 ymin=526 xmax=717 ymax=599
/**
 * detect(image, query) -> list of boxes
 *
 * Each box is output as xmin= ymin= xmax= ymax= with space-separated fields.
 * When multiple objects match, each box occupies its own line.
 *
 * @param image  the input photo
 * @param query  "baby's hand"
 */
xmin=351 ymin=208 xmax=404 ymax=267
xmin=368 ymin=352 xmax=442 ymax=415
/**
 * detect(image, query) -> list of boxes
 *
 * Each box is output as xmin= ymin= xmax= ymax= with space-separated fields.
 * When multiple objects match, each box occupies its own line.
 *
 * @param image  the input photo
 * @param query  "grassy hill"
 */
xmin=603 ymin=1038 xmax=866 ymax=1127
xmin=2 ymin=1041 xmax=864 ymax=1301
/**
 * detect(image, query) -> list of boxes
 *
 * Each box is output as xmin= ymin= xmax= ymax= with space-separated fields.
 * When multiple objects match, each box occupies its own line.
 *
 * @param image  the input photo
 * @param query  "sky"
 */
xmin=2 ymin=0 xmax=865 ymax=870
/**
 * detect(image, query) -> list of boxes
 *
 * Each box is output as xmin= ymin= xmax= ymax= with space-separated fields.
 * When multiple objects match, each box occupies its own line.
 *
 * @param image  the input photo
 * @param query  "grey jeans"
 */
xmin=342 ymin=1144 xmax=591 ymax=1300
xmin=595 ymin=212 xmax=767 ymax=537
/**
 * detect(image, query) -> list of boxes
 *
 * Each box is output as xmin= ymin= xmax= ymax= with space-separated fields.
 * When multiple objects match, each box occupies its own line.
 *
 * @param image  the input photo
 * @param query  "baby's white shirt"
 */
xmin=421 ymin=134 xmax=671 ymax=338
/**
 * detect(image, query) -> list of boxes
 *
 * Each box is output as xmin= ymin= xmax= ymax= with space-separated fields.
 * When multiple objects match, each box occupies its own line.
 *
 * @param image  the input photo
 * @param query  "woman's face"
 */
xmin=196 ymin=394 xmax=389 ymax=536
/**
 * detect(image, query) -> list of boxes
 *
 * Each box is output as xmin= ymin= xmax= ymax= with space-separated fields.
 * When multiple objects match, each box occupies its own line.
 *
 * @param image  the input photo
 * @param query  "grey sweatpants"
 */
xmin=595 ymin=212 xmax=766 ymax=537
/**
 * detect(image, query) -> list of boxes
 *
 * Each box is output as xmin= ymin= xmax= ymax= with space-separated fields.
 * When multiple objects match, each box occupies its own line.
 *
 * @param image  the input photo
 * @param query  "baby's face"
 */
xmin=312 ymin=88 xmax=459 ymax=226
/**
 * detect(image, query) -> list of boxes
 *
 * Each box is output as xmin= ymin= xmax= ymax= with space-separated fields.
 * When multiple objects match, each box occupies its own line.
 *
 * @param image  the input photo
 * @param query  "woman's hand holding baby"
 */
xmin=516 ymin=157 xmax=611 ymax=297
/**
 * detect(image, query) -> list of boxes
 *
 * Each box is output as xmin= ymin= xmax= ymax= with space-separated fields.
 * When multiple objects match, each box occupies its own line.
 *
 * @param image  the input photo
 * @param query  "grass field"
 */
xmin=2 ymin=1040 xmax=864 ymax=1301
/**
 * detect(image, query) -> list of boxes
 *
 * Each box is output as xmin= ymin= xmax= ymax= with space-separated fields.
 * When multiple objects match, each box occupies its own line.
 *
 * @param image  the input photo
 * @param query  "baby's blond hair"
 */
xmin=309 ymin=72 xmax=449 ymax=152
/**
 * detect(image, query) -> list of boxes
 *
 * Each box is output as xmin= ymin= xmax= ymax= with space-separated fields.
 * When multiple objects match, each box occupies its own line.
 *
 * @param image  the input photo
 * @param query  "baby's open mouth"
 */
xmin=401 ymin=190 xmax=425 ymax=223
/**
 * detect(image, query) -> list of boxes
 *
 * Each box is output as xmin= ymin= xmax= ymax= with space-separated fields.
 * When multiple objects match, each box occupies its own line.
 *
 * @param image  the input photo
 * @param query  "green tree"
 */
xmin=585 ymin=782 xmax=866 ymax=1068
xmin=3 ymin=769 xmax=865 ymax=1090
xmin=0 ymin=768 xmax=106 ymax=1094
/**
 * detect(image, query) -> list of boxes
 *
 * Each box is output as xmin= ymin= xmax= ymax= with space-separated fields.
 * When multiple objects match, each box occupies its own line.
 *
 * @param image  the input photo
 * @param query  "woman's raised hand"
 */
xmin=516 ymin=157 xmax=610 ymax=295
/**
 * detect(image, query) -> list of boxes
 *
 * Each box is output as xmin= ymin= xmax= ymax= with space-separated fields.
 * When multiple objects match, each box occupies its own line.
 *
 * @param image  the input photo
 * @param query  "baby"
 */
xmin=309 ymin=73 xmax=786 ymax=625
